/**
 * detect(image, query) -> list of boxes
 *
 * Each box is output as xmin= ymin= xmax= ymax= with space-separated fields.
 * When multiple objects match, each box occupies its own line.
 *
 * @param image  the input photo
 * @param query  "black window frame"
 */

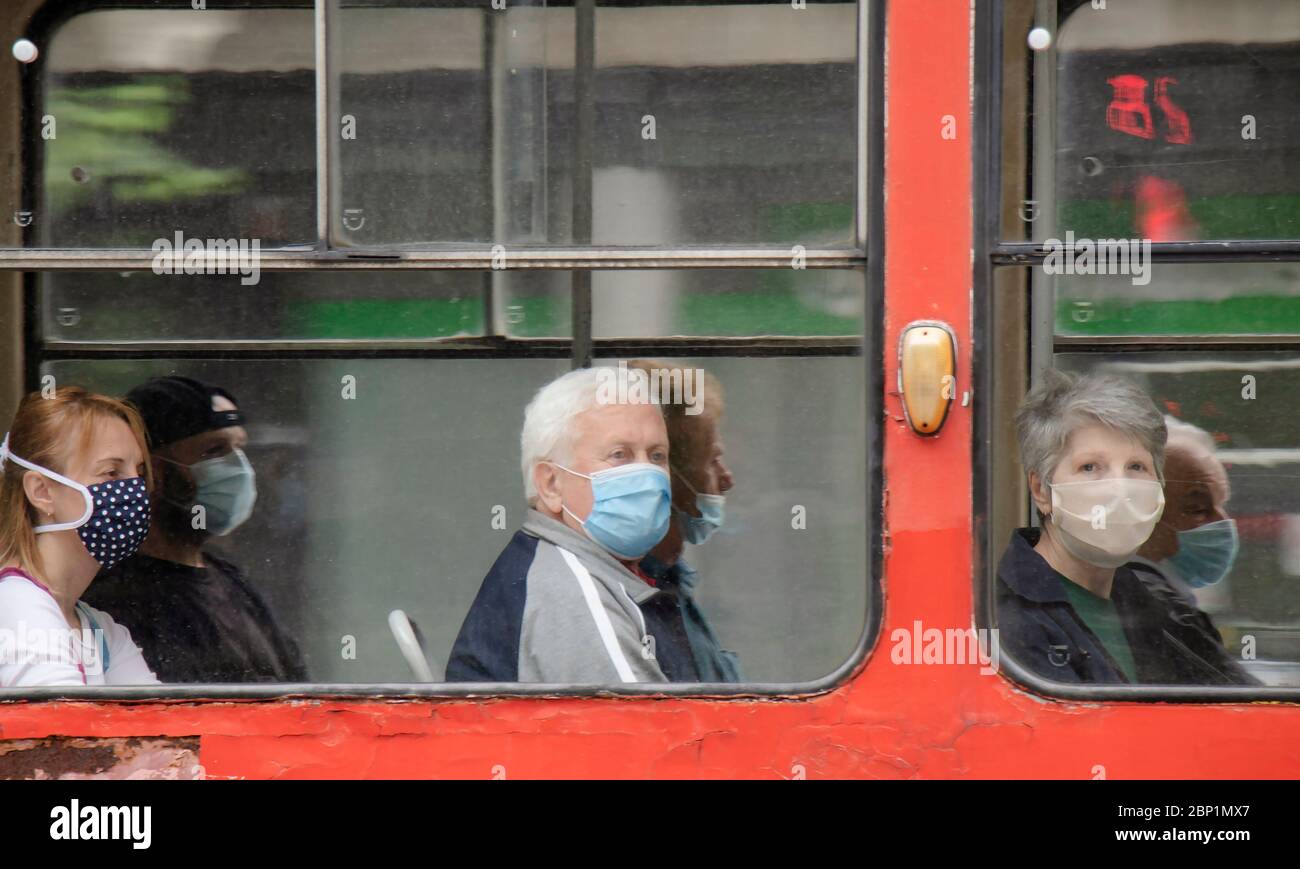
xmin=975 ymin=0 xmax=1300 ymax=703
xmin=0 ymin=0 xmax=886 ymax=700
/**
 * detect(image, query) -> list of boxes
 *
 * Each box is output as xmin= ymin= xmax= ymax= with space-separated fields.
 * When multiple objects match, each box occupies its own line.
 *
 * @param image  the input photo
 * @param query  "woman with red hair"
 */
xmin=0 ymin=386 xmax=159 ymax=687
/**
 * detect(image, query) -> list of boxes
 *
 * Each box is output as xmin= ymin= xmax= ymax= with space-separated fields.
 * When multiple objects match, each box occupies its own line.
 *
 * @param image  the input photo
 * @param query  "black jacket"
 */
xmin=86 ymin=551 xmax=308 ymax=683
xmin=996 ymin=528 xmax=1256 ymax=685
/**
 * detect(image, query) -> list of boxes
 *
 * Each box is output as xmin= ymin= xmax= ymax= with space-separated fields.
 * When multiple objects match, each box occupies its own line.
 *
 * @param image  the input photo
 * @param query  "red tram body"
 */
xmin=2 ymin=0 xmax=1298 ymax=780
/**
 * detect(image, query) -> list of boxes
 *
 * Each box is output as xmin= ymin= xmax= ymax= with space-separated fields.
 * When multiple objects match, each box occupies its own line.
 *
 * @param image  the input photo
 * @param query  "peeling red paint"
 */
xmin=0 ymin=737 xmax=201 ymax=780
xmin=1 ymin=0 xmax=1297 ymax=779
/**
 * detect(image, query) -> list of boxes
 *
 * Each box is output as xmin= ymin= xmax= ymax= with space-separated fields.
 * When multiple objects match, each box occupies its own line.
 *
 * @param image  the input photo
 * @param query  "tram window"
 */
xmin=592 ymin=354 xmax=869 ymax=682
xmin=34 ymin=7 xmax=316 ymax=248
xmin=592 ymin=269 xmax=863 ymax=338
xmin=41 ymin=271 xmax=489 ymax=342
xmin=519 ymin=268 xmax=865 ymax=340
xmin=37 ymin=267 xmax=862 ymax=343
xmin=335 ymin=1 xmax=858 ymax=247
xmin=988 ymin=264 xmax=1300 ymax=690
xmin=1054 ymin=353 xmax=1300 ymax=687
xmin=992 ymin=4 xmax=1300 ymax=695
xmin=1 ymin=0 xmax=875 ymax=695
xmin=1005 ymin=0 xmax=1300 ymax=243
xmin=42 ymin=348 xmax=867 ymax=685
xmin=21 ymin=1 xmax=859 ymax=250
xmin=1051 ymin=263 xmax=1300 ymax=338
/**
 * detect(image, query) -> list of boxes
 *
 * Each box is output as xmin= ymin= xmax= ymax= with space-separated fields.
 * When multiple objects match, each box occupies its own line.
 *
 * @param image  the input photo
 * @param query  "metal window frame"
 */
xmin=0 ymin=0 xmax=885 ymax=701
xmin=975 ymin=0 xmax=1300 ymax=702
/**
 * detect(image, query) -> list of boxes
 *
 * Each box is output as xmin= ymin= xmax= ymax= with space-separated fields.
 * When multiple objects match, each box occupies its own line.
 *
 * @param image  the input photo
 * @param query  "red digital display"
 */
xmin=1106 ymin=73 xmax=1193 ymax=144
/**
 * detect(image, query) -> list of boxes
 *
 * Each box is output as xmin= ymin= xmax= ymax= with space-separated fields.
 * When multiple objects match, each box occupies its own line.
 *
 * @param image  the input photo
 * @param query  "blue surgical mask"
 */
xmin=1166 ymin=518 xmax=1239 ymax=589
xmin=191 ymin=448 xmax=257 ymax=536
xmin=672 ymin=467 xmax=725 ymax=545
xmin=164 ymin=448 xmax=257 ymax=536
xmin=0 ymin=434 xmax=151 ymax=570
xmin=552 ymin=462 xmax=672 ymax=560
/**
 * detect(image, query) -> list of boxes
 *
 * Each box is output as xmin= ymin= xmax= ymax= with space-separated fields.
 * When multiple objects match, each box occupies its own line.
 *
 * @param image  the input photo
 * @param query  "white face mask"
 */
xmin=1048 ymin=477 xmax=1165 ymax=568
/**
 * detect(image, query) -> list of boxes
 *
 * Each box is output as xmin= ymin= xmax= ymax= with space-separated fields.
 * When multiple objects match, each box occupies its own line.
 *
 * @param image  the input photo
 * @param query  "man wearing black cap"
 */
xmin=83 ymin=376 xmax=308 ymax=683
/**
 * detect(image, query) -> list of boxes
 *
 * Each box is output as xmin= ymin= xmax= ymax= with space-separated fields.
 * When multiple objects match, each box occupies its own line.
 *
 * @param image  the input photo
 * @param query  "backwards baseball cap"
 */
xmin=126 ymin=376 xmax=246 ymax=450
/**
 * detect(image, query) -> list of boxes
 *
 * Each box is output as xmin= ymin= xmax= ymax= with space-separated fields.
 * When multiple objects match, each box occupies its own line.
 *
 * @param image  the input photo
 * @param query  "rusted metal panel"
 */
xmin=0 ymin=737 xmax=202 ymax=780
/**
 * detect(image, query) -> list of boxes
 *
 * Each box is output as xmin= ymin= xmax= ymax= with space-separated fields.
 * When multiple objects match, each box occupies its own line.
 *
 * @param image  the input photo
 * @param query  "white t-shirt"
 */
xmin=0 ymin=570 xmax=159 ymax=687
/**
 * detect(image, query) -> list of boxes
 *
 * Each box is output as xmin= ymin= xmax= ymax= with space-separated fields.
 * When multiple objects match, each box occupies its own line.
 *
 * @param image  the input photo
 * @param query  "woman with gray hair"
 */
xmin=996 ymin=369 xmax=1254 ymax=685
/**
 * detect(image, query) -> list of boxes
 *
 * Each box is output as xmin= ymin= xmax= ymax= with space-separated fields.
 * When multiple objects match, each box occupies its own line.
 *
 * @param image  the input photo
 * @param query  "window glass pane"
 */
xmin=995 ymin=349 xmax=1300 ymax=687
xmin=1050 ymin=0 xmax=1300 ymax=242
xmin=33 ymin=6 xmax=315 ymax=247
xmin=1051 ymin=262 xmax=1300 ymax=338
xmin=42 ymin=357 xmax=567 ymax=685
xmin=593 ymin=268 xmax=864 ymax=338
xmin=39 ymin=271 xmax=489 ymax=342
xmin=336 ymin=4 xmax=495 ymax=245
xmin=592 ymin=354 xmax=868 ymax=681
xmin=42 ymin=353 xmax=867 ymax=685
xmin=1058 ymin=352 xmax=1300 ymax=686
xmin=37 ymin=267 xmax=862 ymax=342
xmin=335 ymin=1 xmax=859 ymax=247
xmin=494 ymin=271 xmax=573 ymax=338
xmin=492 ymin=267 xmax=863 ymax=340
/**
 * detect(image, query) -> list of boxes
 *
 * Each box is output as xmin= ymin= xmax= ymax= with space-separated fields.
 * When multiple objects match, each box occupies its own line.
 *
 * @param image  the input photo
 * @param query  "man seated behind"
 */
xmin=1133 ymin=415 xmax=1240 ymax=639
xmin=446 ymin=365 xmax=702 ymax=683
xmin=629 ymin=359 xmax=742 ymax=683
xmin=84 ymin=376 xmax=308 ymax=683
xmin=1138 ymin=418 xmax=1237 ymax=603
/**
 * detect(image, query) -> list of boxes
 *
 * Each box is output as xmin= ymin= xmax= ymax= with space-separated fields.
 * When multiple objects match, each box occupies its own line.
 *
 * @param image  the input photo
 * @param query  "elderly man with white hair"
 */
xmin=446 ymin=365 xmax=702 ymax=683
xmin=996 ymin=369 xmax=1254 ymax=685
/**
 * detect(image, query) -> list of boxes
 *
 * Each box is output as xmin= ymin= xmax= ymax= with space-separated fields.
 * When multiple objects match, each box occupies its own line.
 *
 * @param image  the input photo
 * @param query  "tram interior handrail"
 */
xmin=388 ymin=609 xmax=438 ymax=683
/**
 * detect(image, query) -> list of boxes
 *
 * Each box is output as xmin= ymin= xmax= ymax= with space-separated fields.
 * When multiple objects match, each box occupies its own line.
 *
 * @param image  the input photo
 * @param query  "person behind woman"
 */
xmin=997 ymin=369 xmax=1253 ymax=685
xmin=0 ymin=387 xmax=159 ymax=687
xmin=628 ymin=359 xmax=742 ymax=682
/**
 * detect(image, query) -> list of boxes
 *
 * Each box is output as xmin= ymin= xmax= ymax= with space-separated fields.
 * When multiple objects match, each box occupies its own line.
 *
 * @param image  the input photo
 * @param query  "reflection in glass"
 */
xmin=40 ymin=8 xmax=316 ymax=247
xmin=41 ymin=271 xmax=488 ymax=342
xmin=336 ymin=1 xmax=858 ymax=246
xmin=592 ymin=268 xmax=864 ymax=339
xmin=1052 ymin=262 xmax=1300 ymax=337
xmin=38 ymin=268 xmax=862 ymax=342
xmin=1052 ymin=0 xmax=1300 ymax=241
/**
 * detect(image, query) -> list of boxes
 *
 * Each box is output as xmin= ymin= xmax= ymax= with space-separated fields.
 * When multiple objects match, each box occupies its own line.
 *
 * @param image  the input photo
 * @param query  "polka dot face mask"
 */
xmin=0 ymin=434 xmax=151 ymax=570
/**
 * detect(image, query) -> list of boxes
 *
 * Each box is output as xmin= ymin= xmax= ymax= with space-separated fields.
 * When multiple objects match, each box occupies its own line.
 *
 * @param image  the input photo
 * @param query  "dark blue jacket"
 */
xmin=996 ymin=528 xmax=1256 ymax=685
xmin=446 ymin=511 xmax=701 ymax=683
xmin=639 ymin=554 xmax=742 ymax=683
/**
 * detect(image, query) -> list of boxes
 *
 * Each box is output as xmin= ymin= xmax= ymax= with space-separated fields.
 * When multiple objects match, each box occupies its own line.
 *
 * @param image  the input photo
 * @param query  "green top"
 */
xmin=1062 ymin=581 xmax=1139 ymax=682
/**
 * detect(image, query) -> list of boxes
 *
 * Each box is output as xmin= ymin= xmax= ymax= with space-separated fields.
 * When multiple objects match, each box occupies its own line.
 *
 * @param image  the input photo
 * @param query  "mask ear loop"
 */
xmin=669 ymin=465 xmax=709 ymax=523
xmin=1047 ymin=485 xmax=1087 ymax=525
xmin=542 ymin=461 xmax=591 ymax=528
xmin=545 ymin=460 xmax=590 ymax=481
xmin=0 ymin=432 xmax=95 ymax=533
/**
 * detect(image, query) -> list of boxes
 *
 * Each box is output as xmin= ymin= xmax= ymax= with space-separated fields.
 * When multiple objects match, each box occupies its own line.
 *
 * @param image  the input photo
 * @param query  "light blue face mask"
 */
xmin=1166 ymin=518 xmax=1239 ymax=589
xmin=165 ymin=448 xmax=257 ymax=536
xmin=672 ymin=467 xmax=725 ymax=545
xmin=552 ymin=462 xmax=672 ymax=560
